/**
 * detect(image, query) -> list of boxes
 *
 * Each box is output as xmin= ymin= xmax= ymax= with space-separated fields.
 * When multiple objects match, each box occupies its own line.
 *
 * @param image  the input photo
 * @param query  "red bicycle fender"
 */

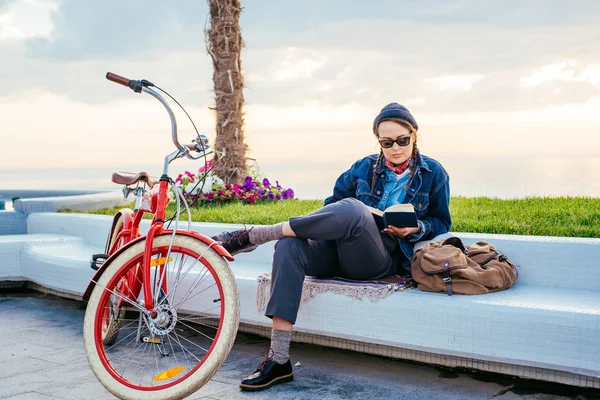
xmin=105 ymin=208 xmax=134 ymax=253
xmin=82 ymin=231 xmax=234 ymax=301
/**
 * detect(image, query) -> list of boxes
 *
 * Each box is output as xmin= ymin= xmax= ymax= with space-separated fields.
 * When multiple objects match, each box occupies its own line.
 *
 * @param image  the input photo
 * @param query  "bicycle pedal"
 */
xmin=90 ymin=253 xmax=109 ymax=271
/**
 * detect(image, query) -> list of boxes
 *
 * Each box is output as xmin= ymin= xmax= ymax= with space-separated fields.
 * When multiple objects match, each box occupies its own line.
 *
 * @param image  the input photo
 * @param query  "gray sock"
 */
xmin=270 ymin=329 xmax=292 ymax=364
xmin=248 ymin=222 xmax=285 ymax=245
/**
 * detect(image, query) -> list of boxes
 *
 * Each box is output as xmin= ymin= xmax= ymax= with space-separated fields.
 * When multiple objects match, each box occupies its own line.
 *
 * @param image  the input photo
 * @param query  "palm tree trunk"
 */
xmin=206 ymin=0 xmax=248 ymax=184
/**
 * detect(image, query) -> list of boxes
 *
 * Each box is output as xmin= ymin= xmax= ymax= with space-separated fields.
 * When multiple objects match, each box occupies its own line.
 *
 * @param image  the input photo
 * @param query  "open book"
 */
xmin=365 ymin=203 xmax=418 ymax=230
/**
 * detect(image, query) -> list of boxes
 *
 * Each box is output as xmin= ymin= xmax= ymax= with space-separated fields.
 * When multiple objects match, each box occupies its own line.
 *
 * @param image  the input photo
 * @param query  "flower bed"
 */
xmin=172 ymin=160 xmax=295 ymax=205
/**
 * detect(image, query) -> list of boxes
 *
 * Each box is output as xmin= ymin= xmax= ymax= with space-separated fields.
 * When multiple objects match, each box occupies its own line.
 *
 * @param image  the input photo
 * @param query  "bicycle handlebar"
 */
xmin=106 ymin=71 xmax=211 ymax=163
xmin=106 ymin=72 xmax=130 ymax=87
xmin=106 ymin=72 xmax=154 ymax=93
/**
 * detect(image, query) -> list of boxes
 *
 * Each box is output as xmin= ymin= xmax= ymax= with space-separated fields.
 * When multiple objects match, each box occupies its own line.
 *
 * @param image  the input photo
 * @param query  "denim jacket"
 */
xmin=324 ymin=152 xmax=452 ymax=263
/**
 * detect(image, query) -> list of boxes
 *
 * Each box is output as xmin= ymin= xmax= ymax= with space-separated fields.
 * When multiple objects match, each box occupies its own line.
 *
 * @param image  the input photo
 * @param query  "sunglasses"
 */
xmin=378 ymin=135 xmax=412 ymax=148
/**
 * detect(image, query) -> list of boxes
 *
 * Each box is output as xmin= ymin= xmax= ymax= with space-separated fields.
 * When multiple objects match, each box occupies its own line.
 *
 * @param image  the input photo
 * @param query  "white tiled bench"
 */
xmin=0 ymin=212 xmax=598 ymax=388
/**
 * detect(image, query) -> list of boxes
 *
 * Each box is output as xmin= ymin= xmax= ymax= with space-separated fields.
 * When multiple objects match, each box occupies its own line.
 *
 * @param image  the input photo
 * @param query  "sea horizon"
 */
xmin=1 ymin=154 xmax=599 ymax=202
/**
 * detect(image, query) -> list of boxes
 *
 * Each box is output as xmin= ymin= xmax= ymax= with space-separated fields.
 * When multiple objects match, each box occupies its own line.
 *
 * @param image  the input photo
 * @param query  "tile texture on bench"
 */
xmin=457 ymin=233 xmax=600 ymax=291
xmin=285 ymin=285 xmax=600 ymax=377
xmin=20 ymin=235 xmax=101 ymax=294
xmin=0 ymin=211 xmax=27 ymax=235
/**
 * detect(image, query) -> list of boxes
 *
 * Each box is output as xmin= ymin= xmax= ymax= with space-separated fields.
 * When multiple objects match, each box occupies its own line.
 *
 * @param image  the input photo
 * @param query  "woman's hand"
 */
xmin=382 ymin=225 xmax=420 ymax=238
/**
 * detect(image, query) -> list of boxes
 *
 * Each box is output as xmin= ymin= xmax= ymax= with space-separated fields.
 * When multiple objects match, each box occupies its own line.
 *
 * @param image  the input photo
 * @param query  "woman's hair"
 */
xmin=370 ymin=118 xmax=419 ymax=194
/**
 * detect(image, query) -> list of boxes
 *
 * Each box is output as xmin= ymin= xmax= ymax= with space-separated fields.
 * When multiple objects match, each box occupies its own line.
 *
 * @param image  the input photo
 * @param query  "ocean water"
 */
xmin=1 ymin=155 xmax=599 ymax=204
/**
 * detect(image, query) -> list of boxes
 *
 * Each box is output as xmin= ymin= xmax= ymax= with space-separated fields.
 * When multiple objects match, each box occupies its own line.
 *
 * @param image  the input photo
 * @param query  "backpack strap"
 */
xmin=442 ymin=260 xmax=453 ymax=296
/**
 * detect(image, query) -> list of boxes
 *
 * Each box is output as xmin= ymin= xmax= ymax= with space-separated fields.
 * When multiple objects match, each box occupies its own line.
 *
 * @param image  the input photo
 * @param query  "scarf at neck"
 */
xmin=384 ymin=157 xmax=412 ymax=175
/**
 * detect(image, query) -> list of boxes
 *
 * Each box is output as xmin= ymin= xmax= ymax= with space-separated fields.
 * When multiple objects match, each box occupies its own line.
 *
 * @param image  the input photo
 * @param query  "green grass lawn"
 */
xmin=66 ymin=196 xmax=600 ymax=238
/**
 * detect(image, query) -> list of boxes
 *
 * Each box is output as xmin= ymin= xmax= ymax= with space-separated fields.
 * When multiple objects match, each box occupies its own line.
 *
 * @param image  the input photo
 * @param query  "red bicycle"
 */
xmin=82 ymin=73 xmax=240 ymax=400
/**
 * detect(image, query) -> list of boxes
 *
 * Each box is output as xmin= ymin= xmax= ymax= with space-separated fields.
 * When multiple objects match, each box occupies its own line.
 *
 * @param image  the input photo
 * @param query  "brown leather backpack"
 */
xmin=411 ymin=237 xmax=519 ymax=295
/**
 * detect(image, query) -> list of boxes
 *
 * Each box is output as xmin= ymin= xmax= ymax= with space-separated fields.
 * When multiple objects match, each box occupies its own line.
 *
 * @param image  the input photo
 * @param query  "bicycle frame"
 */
xmin=83 ymin=74 xmax=234 ymax=310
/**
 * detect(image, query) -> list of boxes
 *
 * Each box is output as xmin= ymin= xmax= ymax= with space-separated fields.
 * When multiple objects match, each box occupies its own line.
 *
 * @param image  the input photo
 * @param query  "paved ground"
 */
xmin=1 ymin=291 xmax=599 ymax=400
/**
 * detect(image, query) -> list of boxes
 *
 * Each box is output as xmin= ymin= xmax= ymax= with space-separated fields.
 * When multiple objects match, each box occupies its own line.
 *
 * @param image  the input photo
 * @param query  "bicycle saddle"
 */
xmin=112 ymin=171 xmax=157 ymax=188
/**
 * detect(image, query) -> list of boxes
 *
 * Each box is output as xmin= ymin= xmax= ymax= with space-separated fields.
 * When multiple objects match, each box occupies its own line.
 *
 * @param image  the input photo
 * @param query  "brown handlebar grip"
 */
xmin=106 ymin=72 xmax=130 ymax=87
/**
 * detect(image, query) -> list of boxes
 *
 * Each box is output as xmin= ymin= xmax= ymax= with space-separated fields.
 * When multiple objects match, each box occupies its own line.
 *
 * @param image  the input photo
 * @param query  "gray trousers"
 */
xmin=265 ymin=197 xmax=400 ymax=324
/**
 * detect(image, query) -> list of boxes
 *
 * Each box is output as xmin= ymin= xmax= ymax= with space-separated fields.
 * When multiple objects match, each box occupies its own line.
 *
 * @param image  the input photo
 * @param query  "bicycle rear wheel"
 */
xmin=84 ymin=234 xmax=240 ymax=400
xmin=102 ymin=213 xmax=127 ymax=345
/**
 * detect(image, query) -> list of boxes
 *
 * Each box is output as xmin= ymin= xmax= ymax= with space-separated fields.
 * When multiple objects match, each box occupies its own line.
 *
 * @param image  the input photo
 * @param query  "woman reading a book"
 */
xmin=212 ymin=102 xmax=451 ymax=391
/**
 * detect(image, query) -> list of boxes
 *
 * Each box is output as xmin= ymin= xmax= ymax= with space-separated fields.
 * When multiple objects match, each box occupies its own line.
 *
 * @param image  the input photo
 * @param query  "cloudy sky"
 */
xmin=1 ymin=0 xmax=599 ymax=196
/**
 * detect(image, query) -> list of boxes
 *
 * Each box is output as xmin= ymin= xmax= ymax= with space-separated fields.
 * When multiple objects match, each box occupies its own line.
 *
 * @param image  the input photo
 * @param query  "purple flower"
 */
xmin=262 ymin=178 xmax=271 ymax=188
xmin=243 ymin=176 xmax=255 ymax=190
xmin=275 ymin=181 xmax=282 ymax=190
xmin=282 ymin=188 xmax=294 ymax=199
xmin=268 ymin=191 xmax=274 ymax=200
xmin=275 ymin=194 xmax=282 ymax=200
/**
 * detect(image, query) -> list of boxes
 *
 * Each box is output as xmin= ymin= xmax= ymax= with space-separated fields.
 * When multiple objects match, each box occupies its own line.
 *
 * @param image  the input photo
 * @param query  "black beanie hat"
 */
xmin=372 ymin=102 xmax=418 ymax=134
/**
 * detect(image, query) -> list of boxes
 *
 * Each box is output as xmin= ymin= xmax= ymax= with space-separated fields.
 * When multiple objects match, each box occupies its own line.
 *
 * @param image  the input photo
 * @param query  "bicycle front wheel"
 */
xmin=84 ymin=234 xmax=240 ymax=400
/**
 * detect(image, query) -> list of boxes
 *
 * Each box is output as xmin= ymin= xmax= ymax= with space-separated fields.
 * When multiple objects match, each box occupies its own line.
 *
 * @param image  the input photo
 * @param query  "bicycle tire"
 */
xmin=102 ymin=214 xmax=126 ymax=346
xmin=83 ymin=234 xmax=240 ymax=400
xmin=106 ymin=212 xmax=126 ymax=255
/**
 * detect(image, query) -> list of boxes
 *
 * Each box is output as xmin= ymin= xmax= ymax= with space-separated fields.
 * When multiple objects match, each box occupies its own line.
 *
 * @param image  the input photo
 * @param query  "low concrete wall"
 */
xmin=0 ymin=211 xmax=27 ymax=234
xmin=0 ymin=190 xmax=129 ymax=235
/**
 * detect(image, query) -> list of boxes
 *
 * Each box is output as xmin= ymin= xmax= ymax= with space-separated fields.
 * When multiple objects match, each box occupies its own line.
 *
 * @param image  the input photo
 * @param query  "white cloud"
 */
xmin=272 ymin=47 xmax=328 ymax=81
xmin=577 ymin=65 xmax=600 ymax=85
xmin=0 ymin=0 xmax=57 ymax=40
xmin=521 ymin=61 xmax=600 ymax=86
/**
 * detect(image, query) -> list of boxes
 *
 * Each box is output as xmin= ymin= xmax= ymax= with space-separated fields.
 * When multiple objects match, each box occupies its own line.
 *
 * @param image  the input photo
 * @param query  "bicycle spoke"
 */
xmin=156 ymin=244 xmax=216 ymax=309
xmin=172 ymin=331 xmax=210 ymax=354
xmin=176 ymin=320 xmax=215 ymax=342
xmin=170 ymin=329 xmax=204 ymax=362
xmin=152 ymin=338 xmax=160 ymax=385
xmin=168 ymin=252 xmax=187 ymax=306
xmin=110 ymin=330 xmax=146 ymax=375
xmin=93 ymin=280 xmax=147 ymax=315
xmin=177 ymin=309 xmax=221 ymax=327
xmin=171 ymin=282 xmax=217 ymax=310
xmin=105 ymin=321 xmax=143 ymax=351
xmin=157 ymin=255 xmax=203 ymax=309
xmin=170 ymin=266 xmax=212 ymax=306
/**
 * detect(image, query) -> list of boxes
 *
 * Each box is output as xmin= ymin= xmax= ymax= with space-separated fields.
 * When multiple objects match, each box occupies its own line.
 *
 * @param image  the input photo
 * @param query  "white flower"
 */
xmin=200 ymin=175 xmax=215 ymax=194
xmin=185 ymin=182 xmax=199 ymax=195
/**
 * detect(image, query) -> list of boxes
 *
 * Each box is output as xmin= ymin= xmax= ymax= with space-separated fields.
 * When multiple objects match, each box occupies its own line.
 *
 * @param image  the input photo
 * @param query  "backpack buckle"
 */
xmin=443 ymin=276 xmax=452 ymax=283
